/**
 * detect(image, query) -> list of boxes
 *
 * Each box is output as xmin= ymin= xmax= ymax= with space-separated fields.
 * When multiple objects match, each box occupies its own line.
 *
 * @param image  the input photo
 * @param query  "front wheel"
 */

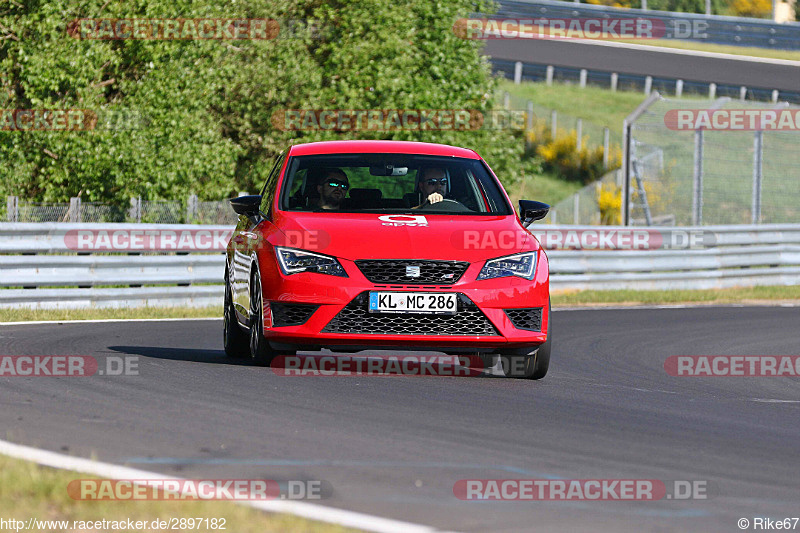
xmin=249 ymin=272 xmax=277 ymax=366
xmin=223 ymin=275 xmax=250 ymax=359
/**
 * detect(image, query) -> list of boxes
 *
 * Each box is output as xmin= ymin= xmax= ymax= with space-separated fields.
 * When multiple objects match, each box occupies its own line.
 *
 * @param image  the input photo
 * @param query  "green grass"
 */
xmin=612 ymin=39 xmax=800 ymax=62
xmin=500 ymin=79 xmax=645 ymax=135
xmin=0 ymin=306 xmax=223 ymax=323
xmin=551 ymin=285 xmax=800 ymax=306
xmin=0 ymin=454 xmax=355 ymax=533
xmin=508 ymin=169 xmax=584 ymax=206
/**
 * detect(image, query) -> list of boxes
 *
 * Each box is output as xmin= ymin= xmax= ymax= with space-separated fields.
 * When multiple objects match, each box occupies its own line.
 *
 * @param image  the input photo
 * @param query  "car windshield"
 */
xmin=280 ymin=154 xmax=513 ymax=215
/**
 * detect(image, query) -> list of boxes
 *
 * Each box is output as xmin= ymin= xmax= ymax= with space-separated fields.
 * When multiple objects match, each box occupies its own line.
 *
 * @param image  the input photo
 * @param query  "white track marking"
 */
xmin=0 ymin=317 xmax=222 ymax=326
xmin=0 ymin=439 xmax=454 ymax=533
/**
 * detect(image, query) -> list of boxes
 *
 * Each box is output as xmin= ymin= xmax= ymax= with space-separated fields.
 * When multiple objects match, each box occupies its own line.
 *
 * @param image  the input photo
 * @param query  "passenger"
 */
xmin=315 ymin=169 xmax=350 ymax=210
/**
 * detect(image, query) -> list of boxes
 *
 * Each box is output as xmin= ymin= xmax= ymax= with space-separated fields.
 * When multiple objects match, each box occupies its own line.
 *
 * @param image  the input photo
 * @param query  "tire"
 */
xmin=223 ymin=275 xmax=250 ymax=359
xmin=249 ymin=271 xmax=277 ymax=366
xmin=500 ymin=301 xmax=552 ymax=380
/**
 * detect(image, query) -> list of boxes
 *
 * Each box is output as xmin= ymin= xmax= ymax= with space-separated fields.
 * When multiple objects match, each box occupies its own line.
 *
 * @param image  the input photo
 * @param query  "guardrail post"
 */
xmin=6 ymin=196 xmax=18 ymax=222
xmin=692 ymin=129 xmax=704 ymax=225
xmin=709 ymin=83 xmax=716 ymax=99
xmin=611 ymin=73 xmax=618 ymax=92
xmin=129 ymin=196 xmax=142 ymax=223
xmin=675 ymin=79 xmax=683 ymax=98
xmin=644 ymin=76 xmax=652 ymax=96
xmin=752 ymin=130 xmax=763 ymax=224
xmin=514 ymin=61 xmax=523 ymax=84
xmin=69 ymin=197 xmax=81 ymax=223
xmin=551 ymin=110 xmax=557 ymax=140
xmin=579 ymin=69 xmax=587 ymax=88
xmin=503 ymin=91 xmax=510 ymax=110
xmin=603 ymin=128 xmax=610 ymax=169
xmin=739 ymin=86 xmax=747 ymax=101
xmin=186 ymin=194 xmax=199 ymax=223
xmin=771 ymin=90 xmax=779 ymax=103
xmin=546 ymin=65 xmax=554 ymax=86
xmin=576 ymin=119 xmax=583 ymax=151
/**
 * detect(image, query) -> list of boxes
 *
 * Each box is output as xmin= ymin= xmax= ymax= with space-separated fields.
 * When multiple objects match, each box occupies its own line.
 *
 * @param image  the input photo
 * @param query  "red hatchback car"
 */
xmin=224 ymin=140 xmax=552 ymax=379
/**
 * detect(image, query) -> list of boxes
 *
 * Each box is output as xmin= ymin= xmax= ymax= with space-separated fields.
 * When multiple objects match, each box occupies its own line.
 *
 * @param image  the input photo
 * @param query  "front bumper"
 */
xmin=258 ymin=250 xmax=550 ymax=351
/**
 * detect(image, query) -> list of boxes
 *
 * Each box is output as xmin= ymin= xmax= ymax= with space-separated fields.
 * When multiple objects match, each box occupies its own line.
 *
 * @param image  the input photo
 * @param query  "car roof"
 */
xmin=287 ymin=140 xmax=481 ymax=159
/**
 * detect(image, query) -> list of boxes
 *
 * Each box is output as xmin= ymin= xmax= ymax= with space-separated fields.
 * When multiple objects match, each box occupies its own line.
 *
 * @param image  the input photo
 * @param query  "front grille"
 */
xmin=270 ymin=303 xmax=319 ymax=327
xmin=322 ymin=292 xmax=499 ymax=336
xmin=504 ymin=307 xmax=543 ymax=331
xmin=355 ymin=260 xmax=469 ymax=285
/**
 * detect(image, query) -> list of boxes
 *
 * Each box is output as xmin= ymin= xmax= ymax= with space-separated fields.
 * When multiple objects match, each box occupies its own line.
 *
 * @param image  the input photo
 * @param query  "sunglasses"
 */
xmin=325 ymin=180 xmax=349 ymax=190
xmin=423 ymin=178 xmax=448 ymax=185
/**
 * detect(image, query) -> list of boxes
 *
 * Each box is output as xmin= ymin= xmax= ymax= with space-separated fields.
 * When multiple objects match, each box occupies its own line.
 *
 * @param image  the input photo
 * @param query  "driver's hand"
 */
xmin=427 ymin=192 xmax=443 ymax=204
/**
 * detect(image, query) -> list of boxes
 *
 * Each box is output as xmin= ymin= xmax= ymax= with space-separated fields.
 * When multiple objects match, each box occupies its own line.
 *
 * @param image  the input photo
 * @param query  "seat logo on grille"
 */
xmin=405 ymin=266 xmax=421 ymax=277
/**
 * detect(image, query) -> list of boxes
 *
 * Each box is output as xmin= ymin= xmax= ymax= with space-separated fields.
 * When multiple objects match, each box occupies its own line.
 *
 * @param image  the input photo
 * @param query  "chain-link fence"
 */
xmin=626 ymin=95 xmax=800 ymax=225
xmin=543 ymin=170 xmax=622 ymax=225
xmin=505 ymin=91 xmax=622 ymax=154
xmin=5 ymin=195 xmax=239 ymax=225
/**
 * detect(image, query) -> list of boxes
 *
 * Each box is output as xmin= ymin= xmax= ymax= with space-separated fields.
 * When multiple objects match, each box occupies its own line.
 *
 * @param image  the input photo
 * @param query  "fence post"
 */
xmin=546 ymin=65 xmax=554 ymax=86
xmin=503 ymin=91 xmax=510 ymax=110
xmin=771 ymin=90 xmax=779 ymax=103
xmin=514 ymin=61 xmax=523 ymax=84
xmin=526 ymin=101 xmax=534 ymax=151
xmin=603 ymin=127 xmax=610 ymax=169
xmin=692 ymin=130 xmax=704 ymax=225
xmin=69 ymin=197 xmax=81 ymax=223
xmin=675 ymin=79 xmax=683 ymax=98
xmin=551 ymin=110 xmax=557 ymax=140
xmin=579 ymin=69 xmax=587 ymax=88
xmin=186 ymin=194 xmax=198 ymax=223
xmin=573 ymin=194 xmax=580 ymax=225
xmin=739 ymin=86 xmax=747 ymax=101
xmin=6 ymin=196 xmax=18 ymax=222
xmin=752 ymin=130 xmax=763 ymax=224
xmin=129 ymin=196 xmax=142 ymax=223
xmin=610 ymin=72 xmax=618 ymax=92
xmin=576 ymin=119 xmax=583 ymax=151
xmin=644 ymin=76 xmax=652 ymax=96
xmin=708 ymin=83 xmax=716 ymax=99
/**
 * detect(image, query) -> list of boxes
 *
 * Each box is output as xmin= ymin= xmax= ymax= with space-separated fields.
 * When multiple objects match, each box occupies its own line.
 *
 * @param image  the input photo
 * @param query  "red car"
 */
xmin=224 ymin=140 xmax=552 ymax=379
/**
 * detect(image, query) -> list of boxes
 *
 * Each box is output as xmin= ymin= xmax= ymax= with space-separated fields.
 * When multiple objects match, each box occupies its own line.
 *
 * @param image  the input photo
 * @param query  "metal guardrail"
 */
xmin=496 ymin=0 xmax=800 ymax=50
xmin=0 ymin=223 xmax=228 ymax=309
xmin=536 ymin=224 xmax=800 ymax=290
xmin=1 ymin=223 xmax=799 ymax=309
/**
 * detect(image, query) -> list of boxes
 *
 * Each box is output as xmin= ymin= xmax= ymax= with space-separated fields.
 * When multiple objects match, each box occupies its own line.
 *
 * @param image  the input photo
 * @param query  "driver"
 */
xmin=315 ymin=168 xmax=350 ymax=210
xmin=416 ymin=167 xmax=449 ymax=206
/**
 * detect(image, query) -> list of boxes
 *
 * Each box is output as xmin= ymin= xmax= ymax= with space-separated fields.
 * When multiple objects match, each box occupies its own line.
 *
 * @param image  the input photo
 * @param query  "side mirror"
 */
xmin=230 ymin=195 xmax=263 ymax=217
xmin=519 ymin=200 xmax=550 ymax=225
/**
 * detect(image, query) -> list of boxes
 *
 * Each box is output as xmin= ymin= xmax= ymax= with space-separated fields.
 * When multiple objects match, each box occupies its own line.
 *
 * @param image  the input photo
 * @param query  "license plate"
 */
xmin=368 ymin=292 xmax=458 ymax=315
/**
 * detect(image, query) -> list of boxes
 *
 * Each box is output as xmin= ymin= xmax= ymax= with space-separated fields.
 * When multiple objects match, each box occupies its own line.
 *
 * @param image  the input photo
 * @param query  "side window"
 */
xmin=260 ymin=152 xmax=287 ymax=215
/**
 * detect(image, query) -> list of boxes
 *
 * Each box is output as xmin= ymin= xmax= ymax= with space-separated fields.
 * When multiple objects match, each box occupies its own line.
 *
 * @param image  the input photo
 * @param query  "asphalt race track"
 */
xmin=1 ymin=307 xmax=799 ymax=532
xmin=485 ymin=39 xmax=800 ymax=92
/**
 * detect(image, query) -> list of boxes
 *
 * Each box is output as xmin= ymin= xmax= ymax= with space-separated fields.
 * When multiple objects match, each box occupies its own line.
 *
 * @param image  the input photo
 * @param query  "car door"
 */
xmin=232 ymin=151 xmax=287 ymax=321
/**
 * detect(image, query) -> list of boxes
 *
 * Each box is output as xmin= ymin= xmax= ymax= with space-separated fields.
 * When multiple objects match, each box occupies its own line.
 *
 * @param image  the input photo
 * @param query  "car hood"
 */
xmin=272 ymin=211 xmax=538 ymax=263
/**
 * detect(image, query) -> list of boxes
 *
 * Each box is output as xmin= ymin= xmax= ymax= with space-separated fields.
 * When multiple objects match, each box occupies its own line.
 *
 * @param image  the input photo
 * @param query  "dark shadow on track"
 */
xmin=108 ymin=345 xmax=251 ymax=366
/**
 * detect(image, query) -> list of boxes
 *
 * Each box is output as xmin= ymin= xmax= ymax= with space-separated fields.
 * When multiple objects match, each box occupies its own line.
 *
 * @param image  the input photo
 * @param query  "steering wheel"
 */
xmin=417 ymin=198 xmax=472 ymax=213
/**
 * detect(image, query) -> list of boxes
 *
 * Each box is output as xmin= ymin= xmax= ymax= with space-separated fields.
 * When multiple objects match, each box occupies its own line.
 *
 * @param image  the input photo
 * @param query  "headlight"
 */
xmin=275 ymin=246 xmax=347 ymax=277
xmin=477 ymin=252 xmax=537 ymax=281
